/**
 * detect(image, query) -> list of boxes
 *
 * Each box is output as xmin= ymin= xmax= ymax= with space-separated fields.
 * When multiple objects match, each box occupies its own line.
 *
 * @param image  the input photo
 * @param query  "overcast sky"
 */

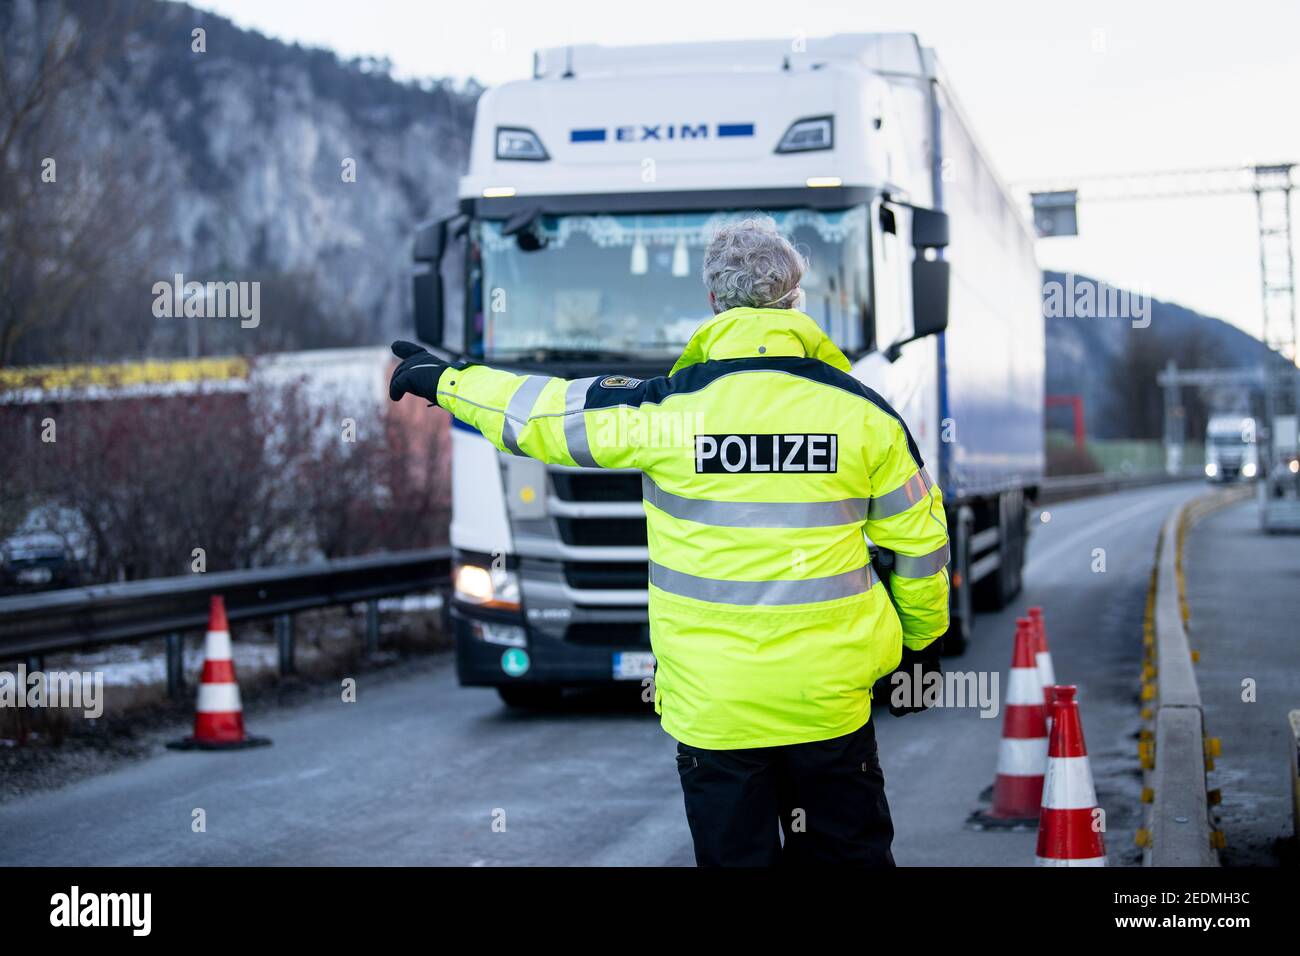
xmin=189 ymin=0 xmax=1300 ymax=340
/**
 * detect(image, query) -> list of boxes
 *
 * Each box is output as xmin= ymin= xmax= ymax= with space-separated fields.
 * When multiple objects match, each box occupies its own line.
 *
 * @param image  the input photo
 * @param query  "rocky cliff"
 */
xmin=0 ymin=0 xmax=479 ymax=363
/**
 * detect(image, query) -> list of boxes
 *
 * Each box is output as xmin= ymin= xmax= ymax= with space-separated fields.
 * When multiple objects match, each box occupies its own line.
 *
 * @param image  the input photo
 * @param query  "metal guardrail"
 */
xmin=1037 ymin=469 xmax=1199 ymax=505
xmin=0 ymin=548 xmax=452 ymax=663
xmin=1140 ymin=485 xmax=1249 ymax=866
xmin=0 ymin=474 xmax=1194 ymax=659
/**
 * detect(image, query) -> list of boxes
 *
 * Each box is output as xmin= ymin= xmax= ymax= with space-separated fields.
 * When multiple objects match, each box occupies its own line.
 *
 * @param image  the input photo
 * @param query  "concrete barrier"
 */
xmin=1037 ymin=470 xmax=1199 ymax=506
xmin=1290 ymin=710 xmax=1300 ymax=844
xmin=1141 ymin=484 xmax=1250 ymax=866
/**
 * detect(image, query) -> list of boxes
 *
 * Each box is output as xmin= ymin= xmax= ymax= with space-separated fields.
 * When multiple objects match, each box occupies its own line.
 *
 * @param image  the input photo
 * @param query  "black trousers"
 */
xmin=675 ymin=718 xmax=895 ymax=866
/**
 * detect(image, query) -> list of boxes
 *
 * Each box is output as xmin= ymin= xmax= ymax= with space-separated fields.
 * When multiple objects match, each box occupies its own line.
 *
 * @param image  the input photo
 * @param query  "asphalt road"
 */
xmin=0 ymin=482 xmax=1204 ymax=866
xmin=1184 ymin=496 xmax=1300 ymax=866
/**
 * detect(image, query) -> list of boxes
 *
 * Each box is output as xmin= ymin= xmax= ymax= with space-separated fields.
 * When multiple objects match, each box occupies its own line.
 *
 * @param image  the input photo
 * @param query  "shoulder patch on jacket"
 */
xmin=600 ymin=375 xmax=642 ymax=389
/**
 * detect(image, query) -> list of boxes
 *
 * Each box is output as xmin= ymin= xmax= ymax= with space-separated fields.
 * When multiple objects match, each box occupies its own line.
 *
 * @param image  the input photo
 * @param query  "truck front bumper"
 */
xmin=452 ymin=604 xmax=652 ymax=688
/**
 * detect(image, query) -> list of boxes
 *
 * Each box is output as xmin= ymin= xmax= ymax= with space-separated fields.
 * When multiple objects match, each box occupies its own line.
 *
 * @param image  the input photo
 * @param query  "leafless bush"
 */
xmin=1 ymin=381 xmax=449 ymax=582
xmin=271 ymin=382 xmax=449 ymax=560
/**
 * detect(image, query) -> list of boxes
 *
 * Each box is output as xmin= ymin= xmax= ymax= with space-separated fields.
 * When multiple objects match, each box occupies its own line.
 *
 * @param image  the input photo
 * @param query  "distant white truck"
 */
xmin=410 ymin=33 xmax=1044 ymax=704
xmin=1204 ymin=414 xmax=1258 ymax=482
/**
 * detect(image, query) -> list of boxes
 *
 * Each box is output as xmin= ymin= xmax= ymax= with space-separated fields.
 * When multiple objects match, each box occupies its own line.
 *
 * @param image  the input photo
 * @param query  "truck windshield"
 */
xmin=469 ymin=206 xmax=870 ymax=362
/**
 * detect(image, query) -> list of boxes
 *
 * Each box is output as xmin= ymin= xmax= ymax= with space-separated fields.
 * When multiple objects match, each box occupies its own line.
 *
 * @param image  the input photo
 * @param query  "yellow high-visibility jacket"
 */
xmin=435 ymin=307 xmax=950 ymax=749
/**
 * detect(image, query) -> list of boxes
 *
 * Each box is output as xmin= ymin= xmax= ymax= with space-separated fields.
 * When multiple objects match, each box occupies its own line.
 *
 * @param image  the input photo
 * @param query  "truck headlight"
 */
xmin=1242 ymin=462 xmax=1257 ymax=478
xmin=454 ymin=562 xmax=521 ymax=610
xmin=495 ymin=126 xmax=549 ymax=161
xmin=1205 ymin=463 xmax=1218 ymax=477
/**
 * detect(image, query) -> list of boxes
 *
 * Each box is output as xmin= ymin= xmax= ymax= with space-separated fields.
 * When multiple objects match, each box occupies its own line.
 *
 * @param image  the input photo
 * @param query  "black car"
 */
xmin=0 ymin=533 xmax=79 ymax=595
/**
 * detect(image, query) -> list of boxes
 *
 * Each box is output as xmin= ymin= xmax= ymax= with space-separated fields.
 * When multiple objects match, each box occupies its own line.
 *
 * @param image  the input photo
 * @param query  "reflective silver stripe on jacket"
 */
xmin=892 ymin=543 xmax=950 ymax=578
xmin=643 ymin=476 xmax=868 ymax=528
xmin=500 ymin=376 xmax=551 ymax=455
xmin=562 ymin=376 xmax=602 ymax=467
xmin=868 ymin=468 xmax=933 ymax=521
xmin=648 ymin=560 xmax=877 ymax=606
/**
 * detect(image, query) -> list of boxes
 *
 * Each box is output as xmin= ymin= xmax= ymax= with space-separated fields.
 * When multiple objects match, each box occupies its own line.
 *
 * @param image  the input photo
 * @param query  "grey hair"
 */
xmin=702 ymin=217 xmax=806 ymax=311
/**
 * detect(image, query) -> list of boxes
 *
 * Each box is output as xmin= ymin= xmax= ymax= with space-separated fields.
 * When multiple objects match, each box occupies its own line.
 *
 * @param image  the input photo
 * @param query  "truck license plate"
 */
xmin=612 ymin=651 xmax=655 ymax=681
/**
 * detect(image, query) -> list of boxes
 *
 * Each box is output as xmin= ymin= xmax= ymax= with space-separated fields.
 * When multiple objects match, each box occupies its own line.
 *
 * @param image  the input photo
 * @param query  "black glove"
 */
xmin=886 ymin=638 xmax=944 ymax=717
xmin=389 ymin=340 xmax=449 ymax=403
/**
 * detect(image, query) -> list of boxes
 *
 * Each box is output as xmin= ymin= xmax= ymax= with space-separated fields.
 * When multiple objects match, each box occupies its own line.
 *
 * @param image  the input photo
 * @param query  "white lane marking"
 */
xmin=1027 ymin=491 xmax=1176 ymax=577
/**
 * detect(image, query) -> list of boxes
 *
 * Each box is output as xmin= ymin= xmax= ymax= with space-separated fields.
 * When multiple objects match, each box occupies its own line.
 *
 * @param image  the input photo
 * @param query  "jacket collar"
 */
xmin=669 ymin=307 xmax=853 ymax=376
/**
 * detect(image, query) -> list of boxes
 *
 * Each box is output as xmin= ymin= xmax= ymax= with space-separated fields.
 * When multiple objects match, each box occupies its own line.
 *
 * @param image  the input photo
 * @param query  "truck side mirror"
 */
xmin=412 ymin=219 xmax=445 ymax=347
xmin=412 ymin=214 xmax=467 ymax=350
xmin=911 ymin=256 xmax=950 ymax=340
xmin=884 ymin=208 xmax=951 ymax=360
xmin=911 ymin=207 xmax=949 ymax=249
xmin=909 ymin=208 xmax=950 ymax=342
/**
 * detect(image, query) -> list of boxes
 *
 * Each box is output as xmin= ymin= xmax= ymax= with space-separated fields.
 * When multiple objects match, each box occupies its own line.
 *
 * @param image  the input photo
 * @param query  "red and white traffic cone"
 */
xmin=970 ymin=618 xmax=1048 ymax=827
xmin=1028 ymin=607 xmax=1056 ymax=721
xmin=168 ymin=595 xmax=270 ymax=751
xmin=1035 ymin=685 xmax=1106 ymax=866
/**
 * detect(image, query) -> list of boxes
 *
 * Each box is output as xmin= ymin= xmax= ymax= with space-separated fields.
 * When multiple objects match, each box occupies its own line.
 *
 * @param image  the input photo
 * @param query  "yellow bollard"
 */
xmin=1139 ymin=740 xmax=1155 ymax=769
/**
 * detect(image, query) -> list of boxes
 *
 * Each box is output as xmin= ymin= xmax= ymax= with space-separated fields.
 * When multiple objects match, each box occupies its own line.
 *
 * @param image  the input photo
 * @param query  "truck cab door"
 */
xmin=872 ymin=200 xmax=914 ymax=352
xmin=875 ymin=199 xmax=950 ymax=361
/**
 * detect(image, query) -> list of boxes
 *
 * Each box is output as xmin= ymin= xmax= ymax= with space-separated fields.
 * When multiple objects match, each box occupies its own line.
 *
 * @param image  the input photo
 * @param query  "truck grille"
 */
xmin=522 ymin=467 xmax=650 ymax=643
xmin=563 ymin=561 xmax=648 ymax=590
xmin=551 ymin=471 xmax=643 ymax=502
xmin=556 ymin=517 xmax=647 ymax=547
xmin=563 ymin=622 xmax=651 ymax=647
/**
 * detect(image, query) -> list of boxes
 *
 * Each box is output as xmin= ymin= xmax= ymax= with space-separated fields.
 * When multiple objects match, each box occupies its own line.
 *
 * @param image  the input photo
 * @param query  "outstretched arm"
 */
xmin=388 ymin=341 xmax=641 ymax=469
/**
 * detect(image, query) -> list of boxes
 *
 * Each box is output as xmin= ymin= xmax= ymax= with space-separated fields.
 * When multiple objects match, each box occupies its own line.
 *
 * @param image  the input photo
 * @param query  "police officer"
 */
xmin=389 ymin=217 xmax=950 ymax=866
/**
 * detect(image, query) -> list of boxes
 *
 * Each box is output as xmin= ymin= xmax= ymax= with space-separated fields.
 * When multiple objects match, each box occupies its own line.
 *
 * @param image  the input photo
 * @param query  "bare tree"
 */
xmin=29 ymin=391 xmax=287 ymax=580
xmin=0 ymin=0 xmax=162 ymax=366
xmin=1104 ymin=324 xmax=1215 ymax=440
xmin=273 ymin=386 xmax=450 ymax=559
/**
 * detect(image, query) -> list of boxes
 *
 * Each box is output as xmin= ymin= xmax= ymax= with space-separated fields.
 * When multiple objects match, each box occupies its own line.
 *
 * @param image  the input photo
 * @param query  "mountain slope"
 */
xmin=1 ymin=0 xmax=479 ymax=363
xmin=1044 ymin=271 xmax=1279 ymax=439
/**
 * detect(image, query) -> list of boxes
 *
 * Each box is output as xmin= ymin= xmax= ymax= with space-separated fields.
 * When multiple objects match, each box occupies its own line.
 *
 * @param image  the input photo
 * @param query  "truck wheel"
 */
xmin=943 ymin=508 xmax=974 ymax=655
xmin=497 ymin=686 xmax=564 ymax=710
xmin=974 ymin=490 xmax=1025 ymax=610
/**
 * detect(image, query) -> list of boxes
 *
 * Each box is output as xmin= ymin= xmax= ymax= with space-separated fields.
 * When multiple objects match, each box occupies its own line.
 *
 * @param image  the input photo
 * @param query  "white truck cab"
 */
xmin=411 ymin=34 xmax=1043 ymax=702
xmin=1205 ymin=414 xmax=1258 ymax=482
